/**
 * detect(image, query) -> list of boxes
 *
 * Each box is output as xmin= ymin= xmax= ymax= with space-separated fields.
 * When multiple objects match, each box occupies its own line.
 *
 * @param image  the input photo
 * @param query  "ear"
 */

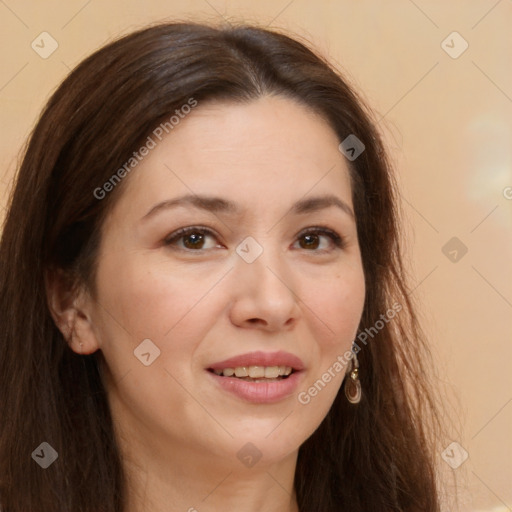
xmin=45 ymin=267 xmax=100 ymax=355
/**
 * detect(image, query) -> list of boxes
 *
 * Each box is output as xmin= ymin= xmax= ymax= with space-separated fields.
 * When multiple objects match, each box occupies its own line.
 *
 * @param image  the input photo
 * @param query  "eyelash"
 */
xmin=163 ymin=225 xmax=346 ymax=253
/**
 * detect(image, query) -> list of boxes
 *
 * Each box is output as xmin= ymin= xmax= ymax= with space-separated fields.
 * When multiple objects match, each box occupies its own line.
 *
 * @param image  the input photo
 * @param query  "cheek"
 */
xmin=92 ymin=255 xmax=221 ymax=432
xmin=297 ymin=266 xmax=365 ymax=405
xmin=93 ymin=253 xmax=227 ymax=376
xmin=97 ymin=252 xmax=195 ymax=337
xmin=306 ymin=265 xmax=366 ymax=347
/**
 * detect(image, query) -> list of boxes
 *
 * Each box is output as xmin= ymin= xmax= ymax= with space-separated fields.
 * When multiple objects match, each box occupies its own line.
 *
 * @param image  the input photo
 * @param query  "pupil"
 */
xmin=301 ymin=234 xmax=318 ymax=249
xmin=184 ymin=233 xmax=203 ymax=249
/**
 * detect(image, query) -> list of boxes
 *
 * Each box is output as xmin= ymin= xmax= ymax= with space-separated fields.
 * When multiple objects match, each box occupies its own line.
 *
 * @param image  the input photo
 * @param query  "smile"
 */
xmin=209 ymin=365 xmax=293 ymax=380
xmin=206 ymin=351 xmax=305 ymax=403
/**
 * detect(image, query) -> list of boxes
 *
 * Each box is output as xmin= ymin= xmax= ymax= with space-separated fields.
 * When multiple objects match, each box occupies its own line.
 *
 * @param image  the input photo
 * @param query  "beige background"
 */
xmin=0 ymin=1 xmax=511 ymax=510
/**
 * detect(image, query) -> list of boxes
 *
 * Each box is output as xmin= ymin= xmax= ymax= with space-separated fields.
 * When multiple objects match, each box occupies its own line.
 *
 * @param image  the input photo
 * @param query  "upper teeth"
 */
xmin=213 ymin=366 xmax=293 ymax=378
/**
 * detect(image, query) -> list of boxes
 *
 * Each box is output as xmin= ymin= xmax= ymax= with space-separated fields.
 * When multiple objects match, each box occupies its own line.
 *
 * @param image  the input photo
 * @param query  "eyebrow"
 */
xmin=141 ymin=193 xmax=355 ymax=221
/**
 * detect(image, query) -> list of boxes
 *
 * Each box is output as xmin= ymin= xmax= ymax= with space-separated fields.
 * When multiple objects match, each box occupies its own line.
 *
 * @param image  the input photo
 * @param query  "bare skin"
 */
xmin=48 ymin=95 xmax=366 ymax=511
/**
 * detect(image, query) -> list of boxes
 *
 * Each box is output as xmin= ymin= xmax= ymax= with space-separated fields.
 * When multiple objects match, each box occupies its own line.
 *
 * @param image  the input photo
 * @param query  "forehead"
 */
xmin=108 ymin=95 xmax=354 ymax=223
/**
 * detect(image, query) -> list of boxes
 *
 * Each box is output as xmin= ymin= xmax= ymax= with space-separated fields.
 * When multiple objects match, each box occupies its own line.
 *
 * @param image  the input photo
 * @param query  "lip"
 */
xmin=206 ymin=350 xmax=305 ymax=404
xmin=206 ymin=369 xmax=304 ymax=404
xmin=207 ymin=350 xmax=305 ymax=371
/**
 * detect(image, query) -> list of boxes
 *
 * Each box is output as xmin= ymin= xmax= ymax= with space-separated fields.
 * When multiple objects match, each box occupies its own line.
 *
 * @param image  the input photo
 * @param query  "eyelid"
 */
xmin=296 ymin=226 xmax=345 ymax=250
xmin=163 ymin=225 xmax=220 ymax=249
xmin=163 ymin=225 xmax=346 ymax=252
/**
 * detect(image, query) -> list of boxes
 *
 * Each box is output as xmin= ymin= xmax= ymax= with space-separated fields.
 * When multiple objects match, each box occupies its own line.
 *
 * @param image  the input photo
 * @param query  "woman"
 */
xmin=0 ymin=21 xmax=443 ymax=511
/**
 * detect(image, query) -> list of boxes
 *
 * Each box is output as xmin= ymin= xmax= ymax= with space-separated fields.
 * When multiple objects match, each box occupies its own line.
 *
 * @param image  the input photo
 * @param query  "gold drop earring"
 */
xmin=344 ymin=349 xmax=362 ymax=404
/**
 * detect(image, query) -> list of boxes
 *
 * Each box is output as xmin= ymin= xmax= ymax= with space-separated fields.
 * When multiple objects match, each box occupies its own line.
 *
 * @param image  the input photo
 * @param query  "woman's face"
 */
xmin=85 ymin=95 xmax=366 ymax=470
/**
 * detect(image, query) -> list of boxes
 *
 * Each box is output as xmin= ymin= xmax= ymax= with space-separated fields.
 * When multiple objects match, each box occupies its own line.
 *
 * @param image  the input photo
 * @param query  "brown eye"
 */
xmin=164 ymin=226 xmax=345 ymax=253
xmin=299 ymin=233 xmax=321 ymax=250
xmin=164 ymin=227 xmax=219 ymax=251
xmin=295 ymin=227 xmax=345 ymax=252
xmin=181 ymin=232 xmax=206 ymax=249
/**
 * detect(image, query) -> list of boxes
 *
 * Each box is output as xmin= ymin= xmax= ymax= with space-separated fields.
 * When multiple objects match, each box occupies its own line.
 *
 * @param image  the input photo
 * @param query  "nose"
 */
xmin=229 ymin=242 xmax=300 ymax=331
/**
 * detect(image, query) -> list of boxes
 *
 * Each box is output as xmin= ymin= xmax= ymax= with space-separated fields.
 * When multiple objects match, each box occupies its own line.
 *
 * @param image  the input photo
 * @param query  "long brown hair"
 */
xmin=0 ymin=21 xmax=443 ymax=511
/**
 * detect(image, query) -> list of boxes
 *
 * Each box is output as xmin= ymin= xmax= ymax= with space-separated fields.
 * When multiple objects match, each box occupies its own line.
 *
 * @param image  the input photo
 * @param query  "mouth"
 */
xmin=207 ymin=365 xmax=296 ymax=382
xmin=205 ymin=350 xmax=305 ymax=403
